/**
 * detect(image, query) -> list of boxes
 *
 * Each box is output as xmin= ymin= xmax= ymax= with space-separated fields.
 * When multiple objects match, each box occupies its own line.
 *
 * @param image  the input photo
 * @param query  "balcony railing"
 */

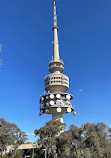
xmin=49 ymin=59 xmax=64 ymax=65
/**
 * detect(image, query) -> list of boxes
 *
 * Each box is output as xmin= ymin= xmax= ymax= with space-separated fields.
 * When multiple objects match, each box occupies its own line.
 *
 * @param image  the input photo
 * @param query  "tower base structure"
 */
xmin=52 ymin=113 xmax=63 ymax=123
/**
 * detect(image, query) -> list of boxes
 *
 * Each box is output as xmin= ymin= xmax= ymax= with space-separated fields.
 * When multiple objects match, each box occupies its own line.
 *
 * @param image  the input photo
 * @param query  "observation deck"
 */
xmin=49 ymin=60 xmax=64 ymax=73
xmin=45 ymin=73 xmax=69 ymax=92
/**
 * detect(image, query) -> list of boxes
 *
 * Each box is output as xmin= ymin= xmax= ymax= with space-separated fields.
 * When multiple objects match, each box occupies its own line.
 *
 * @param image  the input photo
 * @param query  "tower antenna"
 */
xmin=52 ymin=0 xmax=60 ymax=62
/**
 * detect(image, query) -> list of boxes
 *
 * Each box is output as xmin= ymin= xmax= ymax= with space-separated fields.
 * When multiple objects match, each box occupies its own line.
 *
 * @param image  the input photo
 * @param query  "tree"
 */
xmin=0 ymin=118 xmax=27 ymax=156
xmin=34 ymin=120 xmax=66 ymax=158
xmin=34 ymin=120 xmax=66 ymax=139
xmin=56 ymin=130 xmax=72 ymax=158
xmin=82 ymin=122 xmax=111 ymax=158
xmin=56 ymin=125 xmax=84 ymax=158
xmin=34 ymin=121 xmax=111 ymax=158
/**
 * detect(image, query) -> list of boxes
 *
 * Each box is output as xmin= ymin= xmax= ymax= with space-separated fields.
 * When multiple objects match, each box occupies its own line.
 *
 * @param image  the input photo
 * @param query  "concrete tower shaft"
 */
xmin=53 ymin=28 xmax=59 ymax=61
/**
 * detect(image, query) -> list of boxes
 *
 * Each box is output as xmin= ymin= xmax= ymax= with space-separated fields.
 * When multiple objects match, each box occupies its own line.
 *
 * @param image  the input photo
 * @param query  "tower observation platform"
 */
xmin=39 ymin=0 xmax=76 ymax=123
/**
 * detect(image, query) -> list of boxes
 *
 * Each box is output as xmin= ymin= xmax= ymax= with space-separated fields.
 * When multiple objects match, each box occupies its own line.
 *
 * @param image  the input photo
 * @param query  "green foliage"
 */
xmin=1 ymin=150 xmax=23 ymax=158
xmin=1 ymin=119 xmax=111 ymax=158
xmin=33 ymin=148 xmax=46 ymax=158
xmin=34 ymin=120 xmax=66 ymax=139
xmin=34 ymin=121 xmax=111 ymax=158
xmin=0 ymin=118 xmax=27 ymax=156
xmin=34 ymin=120 xmax=66 ymax=157
xmin=14 ymin=150 xmax=23 ymax=158
xmin=2 ymin=153 xmax=13 ymax=158
xmin=82 ymin=122 xmax=111 ymax=157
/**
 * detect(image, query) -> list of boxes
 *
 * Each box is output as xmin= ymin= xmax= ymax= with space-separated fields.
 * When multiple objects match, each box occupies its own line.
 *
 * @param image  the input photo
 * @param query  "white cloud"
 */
xmin=79 ymin=89 xmax=84 ymax=93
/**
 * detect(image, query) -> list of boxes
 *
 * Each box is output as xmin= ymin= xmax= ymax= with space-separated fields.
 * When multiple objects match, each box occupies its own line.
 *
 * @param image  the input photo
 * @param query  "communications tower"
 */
xmin=39 ymin=0 xmax=76 ymax=123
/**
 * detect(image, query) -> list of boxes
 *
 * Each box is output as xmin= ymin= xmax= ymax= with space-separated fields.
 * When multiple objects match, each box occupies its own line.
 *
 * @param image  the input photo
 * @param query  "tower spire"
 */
xmin=53 ymin=0 xmax=57 ymax=27
xmin=53 ymin=0 xmax=60 ymax=62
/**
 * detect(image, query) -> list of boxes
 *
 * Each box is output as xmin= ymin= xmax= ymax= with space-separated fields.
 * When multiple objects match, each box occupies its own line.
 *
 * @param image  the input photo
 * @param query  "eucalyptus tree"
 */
xmin=34 ymin=121 xmax=111 ymax=158
xmin=34 ymin=120 xmax=66 ymax=158
xmin=0 ymin=118 xmax=27 ymax=156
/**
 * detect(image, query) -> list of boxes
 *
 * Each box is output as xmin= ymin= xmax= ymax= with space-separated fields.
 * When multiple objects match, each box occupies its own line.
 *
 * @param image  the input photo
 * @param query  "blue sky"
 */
xmin=0 ymin=0 xmax=111 ymax=142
